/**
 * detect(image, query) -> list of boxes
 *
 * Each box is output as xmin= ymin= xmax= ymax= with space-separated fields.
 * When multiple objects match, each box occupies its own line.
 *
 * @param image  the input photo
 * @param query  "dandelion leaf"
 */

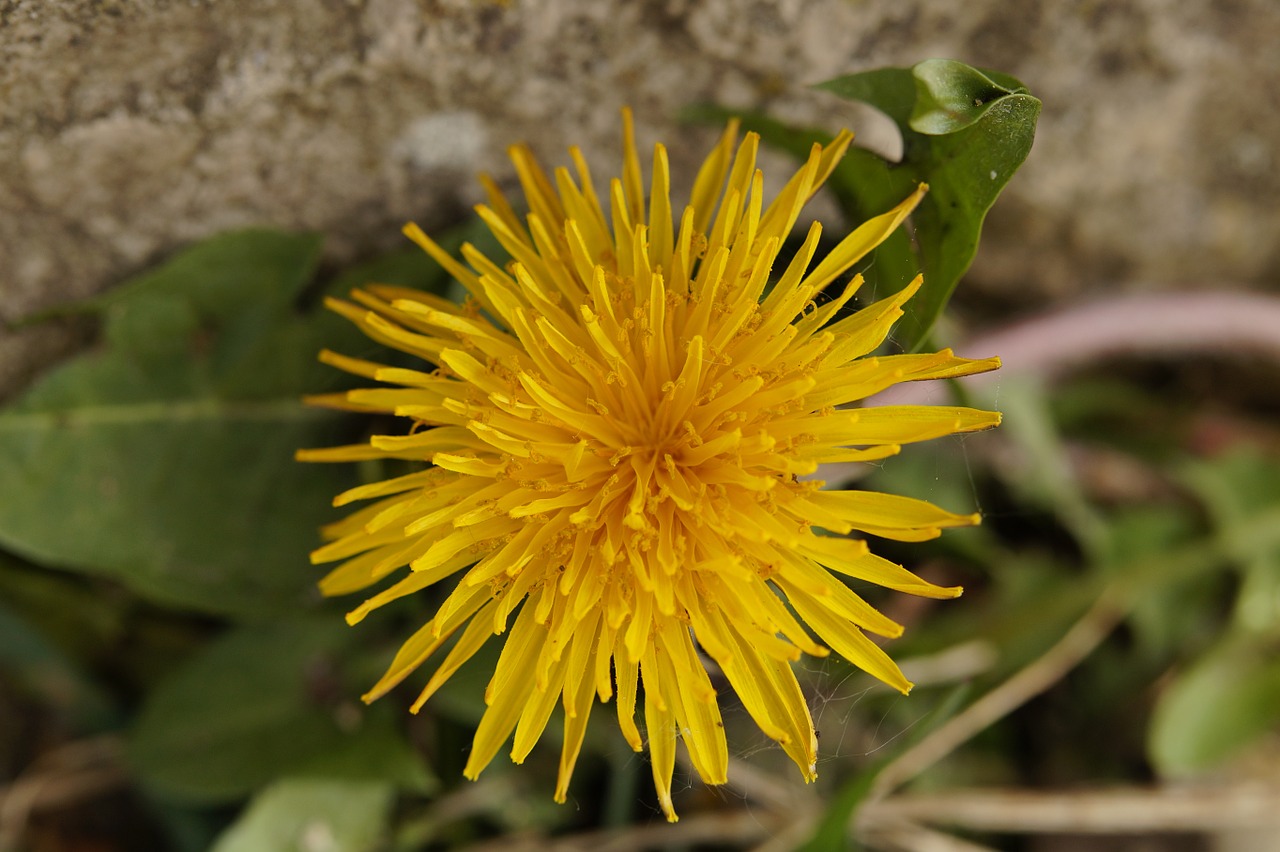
xmin=0 ymin=230 xmax=450 ymax=617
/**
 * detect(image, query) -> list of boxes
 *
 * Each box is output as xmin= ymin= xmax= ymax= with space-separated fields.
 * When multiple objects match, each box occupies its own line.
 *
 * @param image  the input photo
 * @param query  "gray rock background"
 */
xmin=3 ymin=0 xmax=1279 ymax=399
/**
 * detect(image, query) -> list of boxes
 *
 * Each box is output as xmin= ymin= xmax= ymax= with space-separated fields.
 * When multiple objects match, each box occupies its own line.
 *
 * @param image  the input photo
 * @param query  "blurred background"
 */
xmin=2 ymin=1 xmax=1279 ymax=850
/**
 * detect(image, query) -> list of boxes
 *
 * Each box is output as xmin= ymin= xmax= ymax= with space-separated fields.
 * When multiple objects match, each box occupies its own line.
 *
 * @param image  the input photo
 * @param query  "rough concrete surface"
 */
xmin=3 ymin=0 xmax=1279 ymax=399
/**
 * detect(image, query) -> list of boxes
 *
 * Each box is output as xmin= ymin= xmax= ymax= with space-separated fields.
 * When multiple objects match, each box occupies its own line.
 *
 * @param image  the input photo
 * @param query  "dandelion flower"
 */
xmin=299 ymin=110 xmax=1000 ymax=821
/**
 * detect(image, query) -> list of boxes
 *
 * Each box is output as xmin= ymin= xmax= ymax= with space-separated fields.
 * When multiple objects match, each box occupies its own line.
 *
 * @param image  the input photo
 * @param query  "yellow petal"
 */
xmin=786 ymin=589 xmax=913 ymax=694
xmin=641 ymin=648 xmax=679 ymax=822
xmin=464 ymin=605 xmax=546 ymax=780
xmin=800 ymin=184 xmax=928 ymax=293
xmin=555 ymin=626 xmax=599 ymax=803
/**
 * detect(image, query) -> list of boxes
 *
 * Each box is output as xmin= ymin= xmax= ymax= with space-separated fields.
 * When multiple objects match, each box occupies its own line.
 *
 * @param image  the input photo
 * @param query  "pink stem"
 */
xmin=875 ymin=291 xmax=1280 ymax=407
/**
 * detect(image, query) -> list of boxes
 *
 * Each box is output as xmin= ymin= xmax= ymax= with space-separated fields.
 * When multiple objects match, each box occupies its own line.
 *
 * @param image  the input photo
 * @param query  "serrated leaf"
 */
xmin=817 ymin=60 xmax=1039 ymax=350
xmin=128 ymin=616 xmax=430 ymax=803
xmin=210 ymin=778 xmax=394 ymax=852
xmin=0 ymin=229 xmax=454 ymax=618
xmin=1149 ymin=639 xmax=1280 ymax=777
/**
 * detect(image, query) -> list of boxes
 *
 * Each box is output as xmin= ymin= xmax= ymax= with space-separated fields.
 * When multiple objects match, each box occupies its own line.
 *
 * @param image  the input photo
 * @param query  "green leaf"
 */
xmin=0 ymin=229 xmax=451 ymax=618
xmin=210 ymin=778 xmax=394 ymax=852
xmin=128 ymin=616 xmax=429 ymax=803
xmin=299 ymin=712 xmax=437 ymax=795
xmin=909 ymin=59 xmax=1029 ymax=135
xmin=1149 ymin=639 xmax=1280 ymax=777
xmin=816 ymin=60 xmax=1039 ymax=350
xmin=1179 ymin=450 xmax=1280 ymax=635
xmin=1106 ymin=507 xmax=1218 ymax=657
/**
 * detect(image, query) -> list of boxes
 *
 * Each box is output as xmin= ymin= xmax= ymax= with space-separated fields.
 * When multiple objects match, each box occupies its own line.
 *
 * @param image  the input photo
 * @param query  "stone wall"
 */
xmin=3 ymin=0 xmax=1278 ymax=398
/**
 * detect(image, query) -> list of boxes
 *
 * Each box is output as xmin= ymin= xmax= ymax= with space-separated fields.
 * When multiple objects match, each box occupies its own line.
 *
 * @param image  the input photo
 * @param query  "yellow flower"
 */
xmin=299 ymin=110 xmax=1000 ymax=821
